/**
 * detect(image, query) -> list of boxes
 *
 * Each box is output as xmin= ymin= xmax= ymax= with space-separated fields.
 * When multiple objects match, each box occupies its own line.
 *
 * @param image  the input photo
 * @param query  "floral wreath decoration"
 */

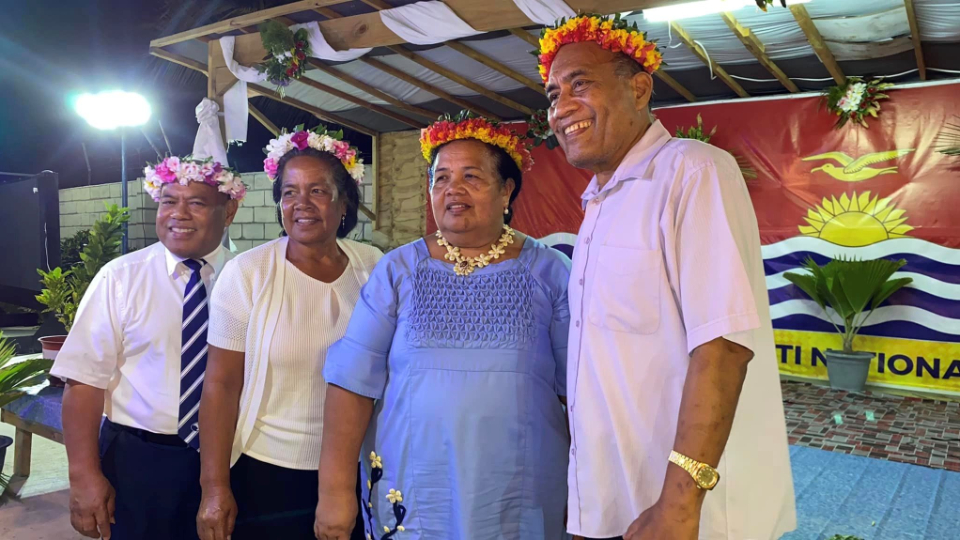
xmin=420 ymin=110 xmax=534 ymax=173
xmin=536 ymin=13 xmax=663 ymax=84
xmin=257 ymin=20 xmax=312 ymax=94
xmin=263 ymin=124 xmax=365 ymax=184
xmin=143 ymin=156 xmax=247 ymax=202
xmin=823 ymin=77 xmax=895 ymax=129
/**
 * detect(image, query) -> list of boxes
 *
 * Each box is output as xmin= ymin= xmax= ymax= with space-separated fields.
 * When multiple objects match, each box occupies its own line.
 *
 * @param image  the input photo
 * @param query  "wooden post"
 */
xmin=721 ymin=12 xmax=799 ymax=93
xmin=13 ymin=428 xmax=32 ymax=479
xmin=670 ymin=22 xmax=749 ymax=98
xmin=790 ymin=4 xmax=845 ymax=86
xmin=904 ymin=0 xmax=926 ymax=80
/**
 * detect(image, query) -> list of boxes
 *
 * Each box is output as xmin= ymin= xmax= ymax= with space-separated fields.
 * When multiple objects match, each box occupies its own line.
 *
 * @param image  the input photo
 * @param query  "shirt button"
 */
xmin=585 ymin=237 xmax=591 ymax=245
xmin=571 ymin=447 xmax=577 ymax=456
xmin=578 ymin=278 xmax=584 ymax=285
xmin=575 ymin=320 xmax=580 ymax=327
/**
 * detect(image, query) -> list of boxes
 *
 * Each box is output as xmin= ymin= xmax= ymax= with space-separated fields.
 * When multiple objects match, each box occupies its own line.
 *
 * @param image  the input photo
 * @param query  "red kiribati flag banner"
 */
xmin=425 ymin=81 xmax=960 ymax=394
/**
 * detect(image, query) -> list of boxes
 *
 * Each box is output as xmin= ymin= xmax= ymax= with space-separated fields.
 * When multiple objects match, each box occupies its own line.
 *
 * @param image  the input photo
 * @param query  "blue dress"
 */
xmin=324 ymin=237 xmax=571 ymax=540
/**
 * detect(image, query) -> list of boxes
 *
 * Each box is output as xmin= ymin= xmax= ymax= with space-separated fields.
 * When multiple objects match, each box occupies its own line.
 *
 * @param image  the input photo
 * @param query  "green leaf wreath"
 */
xmin=934 ymin=116 xmax=960 ymax=156
xmin=756 ymin=0 xmax=787 ymax=10
xmin=526 ymin=110 xmax=559 ymax=150
xmin=823 ymin=77 xmax=895 ymax=129
xmin=674 ymin=114 xmax=757 ymax=181
xmin=258 ymin=20 xmax=311 ymax=95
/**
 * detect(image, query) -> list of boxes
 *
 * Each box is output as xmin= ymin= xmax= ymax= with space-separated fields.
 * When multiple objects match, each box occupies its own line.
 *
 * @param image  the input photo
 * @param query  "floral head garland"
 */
xmin=537 ymin=13 xmax=663 ymax=84
xmin=263 ymin=124 xmax=365 ymax=184
xmin=143 ymin=156 xmax=246 ymax=202
xmin=420 ymin=111 xmax=534 ymax=173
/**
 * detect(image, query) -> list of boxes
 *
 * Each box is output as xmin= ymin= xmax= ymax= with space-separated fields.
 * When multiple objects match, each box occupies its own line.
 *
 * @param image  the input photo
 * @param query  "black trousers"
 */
xmin=99 ymin=418 xmax=202 ymax=540
xmin=231 ymin=453 xmax=365 ymax=540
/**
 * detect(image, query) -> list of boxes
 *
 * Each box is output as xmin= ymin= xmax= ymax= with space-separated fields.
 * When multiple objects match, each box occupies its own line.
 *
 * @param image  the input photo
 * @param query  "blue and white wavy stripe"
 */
xmin=763 ymin=237 xmax=960 ymax=342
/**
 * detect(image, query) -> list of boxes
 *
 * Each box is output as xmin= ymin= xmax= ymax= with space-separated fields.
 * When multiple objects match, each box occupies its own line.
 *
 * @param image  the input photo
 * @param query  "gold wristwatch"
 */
xmin=669 ymin=450 xmax=720 ymax=490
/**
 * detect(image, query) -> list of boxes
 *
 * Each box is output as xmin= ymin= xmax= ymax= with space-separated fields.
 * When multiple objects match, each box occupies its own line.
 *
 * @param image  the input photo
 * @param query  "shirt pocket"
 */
xmin=588 ymin=246 xmax=661 ymax=334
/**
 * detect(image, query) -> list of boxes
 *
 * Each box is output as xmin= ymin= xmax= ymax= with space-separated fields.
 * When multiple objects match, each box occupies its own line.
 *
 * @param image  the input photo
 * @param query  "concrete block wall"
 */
xmin=375 ymin=131 xmax=428 ymax=249
xmin=59 ymin=181 xmax=159 ymax=251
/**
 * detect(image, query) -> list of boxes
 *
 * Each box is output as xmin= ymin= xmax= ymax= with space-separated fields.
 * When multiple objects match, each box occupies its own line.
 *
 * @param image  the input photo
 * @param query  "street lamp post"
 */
xmin=75 ymin=91 xmax=152 ymax=254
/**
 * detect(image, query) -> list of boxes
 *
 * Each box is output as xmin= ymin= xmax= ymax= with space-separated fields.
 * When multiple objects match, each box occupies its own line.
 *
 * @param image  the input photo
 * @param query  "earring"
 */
xmin=504 ymin=207 xmax=510 ymax=215
xmin=341 ymin=215 xmax=346 ymax=228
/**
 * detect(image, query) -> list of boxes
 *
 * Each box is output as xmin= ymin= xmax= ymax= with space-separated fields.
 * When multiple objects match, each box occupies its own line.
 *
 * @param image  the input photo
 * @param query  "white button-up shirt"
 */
xmin=51 ymin=241 xmax=232 ymax=435
xmin=566 ymin=121 xmax=796 ymax=539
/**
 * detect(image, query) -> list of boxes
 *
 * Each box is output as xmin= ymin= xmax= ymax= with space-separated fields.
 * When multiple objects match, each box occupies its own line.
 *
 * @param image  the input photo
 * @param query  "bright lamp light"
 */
xmin=643 ymin=0 xmax=810 ymax=22
xmin=75 ymin=91 xmax=152 ymax=130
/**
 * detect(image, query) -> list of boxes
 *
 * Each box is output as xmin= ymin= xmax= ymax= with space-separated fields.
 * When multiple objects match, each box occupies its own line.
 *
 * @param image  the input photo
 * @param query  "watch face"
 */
xmin=696 ymin=467 xmax=720 ymax=489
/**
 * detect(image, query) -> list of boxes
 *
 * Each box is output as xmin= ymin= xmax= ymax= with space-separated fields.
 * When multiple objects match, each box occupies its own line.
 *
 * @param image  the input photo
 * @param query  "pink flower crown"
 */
xmin=143 ymin=156 xmax=246 ymax=202
xmin=262 ymin=124 xmax=365 ymax=184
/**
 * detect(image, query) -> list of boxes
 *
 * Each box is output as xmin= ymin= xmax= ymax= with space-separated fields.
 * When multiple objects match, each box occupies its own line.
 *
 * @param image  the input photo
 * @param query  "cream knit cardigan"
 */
xmin=212 ymin=236 xmax=383 ymax=466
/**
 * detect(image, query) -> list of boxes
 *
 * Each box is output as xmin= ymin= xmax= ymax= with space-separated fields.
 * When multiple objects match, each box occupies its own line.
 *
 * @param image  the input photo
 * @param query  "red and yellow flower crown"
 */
xmin=420 ymin=111 xmax=534 ymax=173
xmin=537 ymin=13 xmax=663 ymax=83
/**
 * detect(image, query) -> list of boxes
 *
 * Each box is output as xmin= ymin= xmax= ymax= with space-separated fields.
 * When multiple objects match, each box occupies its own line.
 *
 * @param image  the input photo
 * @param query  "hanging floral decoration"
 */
xmin=755 ymin=0 xmax=788 ymax=10
xmin=526 ymin=110 xmax=558 ymax=150
xmin=257 ymin=20 xmax=311 ymax=95
xmin=536 ymin=13 xmax=663 ymax=84
xmin=934 ymin=116 xmax=960 ymax=157
xmin=674 ymin=114 xmax=758 ymax=181
xmin=822 ymin=77 xmax=895 ymax=129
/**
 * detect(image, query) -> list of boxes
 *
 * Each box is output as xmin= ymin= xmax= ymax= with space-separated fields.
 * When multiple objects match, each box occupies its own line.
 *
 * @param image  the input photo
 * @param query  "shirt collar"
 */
xmin=164 ymin=243 xmax=226 ymax=279
xmin=581 ymin=120 xmax=672 ymax=209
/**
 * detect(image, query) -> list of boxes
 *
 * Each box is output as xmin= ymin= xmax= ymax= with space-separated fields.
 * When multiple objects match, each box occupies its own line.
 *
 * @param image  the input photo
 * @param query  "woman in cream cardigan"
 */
xmin=195 ymin=126 xmax=380 ymax=540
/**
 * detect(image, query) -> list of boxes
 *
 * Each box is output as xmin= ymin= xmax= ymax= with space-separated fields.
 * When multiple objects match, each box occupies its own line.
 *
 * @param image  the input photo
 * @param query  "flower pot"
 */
xmin=824 ymin=349 xmax=875 ymax=392
xmin=39 ymin=335 xmax=67 ymax=388
xmin=0 ymin=435 xmax=11 ymax=476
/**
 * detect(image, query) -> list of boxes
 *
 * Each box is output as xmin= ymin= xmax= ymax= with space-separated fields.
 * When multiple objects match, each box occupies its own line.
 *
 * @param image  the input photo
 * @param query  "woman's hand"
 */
xmin=314 ymin=488 xmax=360 ymax=540
xmin=196 ymin=485 xmax=238 ymax=540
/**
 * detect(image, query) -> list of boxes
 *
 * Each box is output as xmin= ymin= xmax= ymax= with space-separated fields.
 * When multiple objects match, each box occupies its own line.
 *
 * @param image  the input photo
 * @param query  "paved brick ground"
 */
xmin=782 ymin=381 xmax=960 ymax=472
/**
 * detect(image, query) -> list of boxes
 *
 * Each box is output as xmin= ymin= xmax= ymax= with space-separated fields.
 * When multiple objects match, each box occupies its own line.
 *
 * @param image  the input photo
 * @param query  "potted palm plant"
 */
xmin=0 ymin=332 xmax=53 ymax=491
xmin=784 ymin=256 xmax=912 ymax=392
xmin=36 ymin=203 xmax=129 ymax=360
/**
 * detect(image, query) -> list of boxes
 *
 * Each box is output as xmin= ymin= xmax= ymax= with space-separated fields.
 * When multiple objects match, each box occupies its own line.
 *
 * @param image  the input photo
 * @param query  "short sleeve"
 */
xmin=323 ymin=256 xmax=398 ymax=400
xmin=540 ymin=249 xmax=572 ymax=397
xmin=208 ymin=258 xmax=253 ymax=352
xmin=674 ymin=163 xmax=760 ymax=354
xmin=50 ymin=266 xmax=123 ymax=388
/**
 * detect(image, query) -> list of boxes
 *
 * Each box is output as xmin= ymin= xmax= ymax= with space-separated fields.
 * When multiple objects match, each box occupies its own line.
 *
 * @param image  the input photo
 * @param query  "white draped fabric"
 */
xmin=192 ymin=98 xmax=229 ymax=166
xmin=510 ymin=0 xmax=575 ymax=26
xmin=379 ymin=1 xmax=481 ymax=44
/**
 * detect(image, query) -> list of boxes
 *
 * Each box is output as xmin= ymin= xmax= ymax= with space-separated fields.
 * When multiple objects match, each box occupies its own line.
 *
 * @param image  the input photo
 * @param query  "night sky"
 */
xmin=0 ymin=0 xmax=329 ymax=189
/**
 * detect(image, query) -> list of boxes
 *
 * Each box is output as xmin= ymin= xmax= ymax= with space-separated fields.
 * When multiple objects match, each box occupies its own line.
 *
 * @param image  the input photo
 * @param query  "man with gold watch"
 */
xmin=540 ymin=13 xmax=796 ymax=540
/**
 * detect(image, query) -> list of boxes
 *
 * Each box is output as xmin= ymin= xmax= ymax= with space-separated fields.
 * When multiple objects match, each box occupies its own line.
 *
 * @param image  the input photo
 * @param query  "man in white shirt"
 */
xmin=51 ymin=160 xmax=240 ymax=540
xmin=540 ymin=15 xmax=796 ymax=540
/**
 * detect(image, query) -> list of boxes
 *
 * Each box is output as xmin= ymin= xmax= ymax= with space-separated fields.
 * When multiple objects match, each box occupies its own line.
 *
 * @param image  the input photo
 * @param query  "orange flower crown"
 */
xmin=420 ymin=111 xmax=534 ymax=173
xmin=537 ymin=13 xmax=663 ymax=83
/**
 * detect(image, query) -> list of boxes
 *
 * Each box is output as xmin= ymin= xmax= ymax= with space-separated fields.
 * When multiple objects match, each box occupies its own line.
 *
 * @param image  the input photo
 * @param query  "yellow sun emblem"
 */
xmin=798 ymin=191 xmax=913 ymax=247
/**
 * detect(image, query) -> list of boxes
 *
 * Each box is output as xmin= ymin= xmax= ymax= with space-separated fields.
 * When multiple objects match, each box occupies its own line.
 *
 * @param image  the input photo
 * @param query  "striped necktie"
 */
xmin=179 ymin=258 xmax=208 ymax=449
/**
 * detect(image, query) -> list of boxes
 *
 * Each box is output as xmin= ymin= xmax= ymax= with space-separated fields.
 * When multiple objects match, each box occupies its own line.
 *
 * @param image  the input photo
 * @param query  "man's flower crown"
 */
xmin=537 ymin=13 xmax=663 ymax=83
xmin=143 ymin=156 xmax=246 ymax=202
xmin=420 ymin=111 xmax=533 ymax=173
xmin=263 ymin=124 xmax=364 ymax=184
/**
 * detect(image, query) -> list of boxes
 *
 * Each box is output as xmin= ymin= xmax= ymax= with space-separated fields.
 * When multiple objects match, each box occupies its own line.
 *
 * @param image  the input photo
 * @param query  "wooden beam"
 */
xmin=654 ymin=71 xmax=696 ymax=102
xmin=150 ymin=47 xmax=208 ymax=75
xmin=248 ymin=84 xmax=378 ymax=137
xmin=208 ymin=41 xmax=229 ymax=144
xmin=443 ymin=40 xmax=543 ymax=93
xmin=358 ymin=0 xmax=392 ymax=9
xmin=904 ymin=0 xmax=926 ymax=80
xmin=720 ymin=12 xmax=799 ymax=93
xmin=150 ymin=0 xmax=351 ymax=47
xmin=248 ymin=102 xmax=280 ymax=136
xmin=359 ymin=203 xmax=376 ymax=221
xmin=360 ymin=56 xmax=501 ymax=120
xmin=669 ymin=22 xmax=749 ymax=98
xmin=296 ymin=76 xmax=427 ymax=129
xmin=204 ymin=1 xmax=692 ymax=61
xmin=509 ymin=28 xmax=540 ymax=48
xmin=313 ymin=7 xmax=342 ymax=19
xmin=306 ymin=60 xmax=438 ymax=121
xmin=386 ymin=45 xmax=535 ymax=115
xmin=789 ymin=4 xmax=845 ymax=85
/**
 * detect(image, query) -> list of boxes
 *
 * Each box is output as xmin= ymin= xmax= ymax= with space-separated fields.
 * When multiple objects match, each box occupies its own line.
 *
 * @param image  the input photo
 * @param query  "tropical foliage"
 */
xmin=674 ymin=114 xmax=757 ymax=180
xmin=784 ymin=257 xmax=913 ymax=353
xmin=0 ymin=332 xmax=53 ymax=491
xmin=37 ymin=204 xmax=129 ymax=332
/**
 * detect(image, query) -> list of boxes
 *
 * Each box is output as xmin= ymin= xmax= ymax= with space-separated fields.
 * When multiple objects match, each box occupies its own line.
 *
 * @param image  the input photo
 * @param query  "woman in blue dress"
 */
xmin=314 ymin=112 xmax=571 ymax=540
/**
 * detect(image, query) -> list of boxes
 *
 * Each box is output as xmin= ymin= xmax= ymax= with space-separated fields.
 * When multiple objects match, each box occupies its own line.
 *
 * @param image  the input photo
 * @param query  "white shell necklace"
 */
xmin=435 ymin=225 xmax=516 ymax=277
